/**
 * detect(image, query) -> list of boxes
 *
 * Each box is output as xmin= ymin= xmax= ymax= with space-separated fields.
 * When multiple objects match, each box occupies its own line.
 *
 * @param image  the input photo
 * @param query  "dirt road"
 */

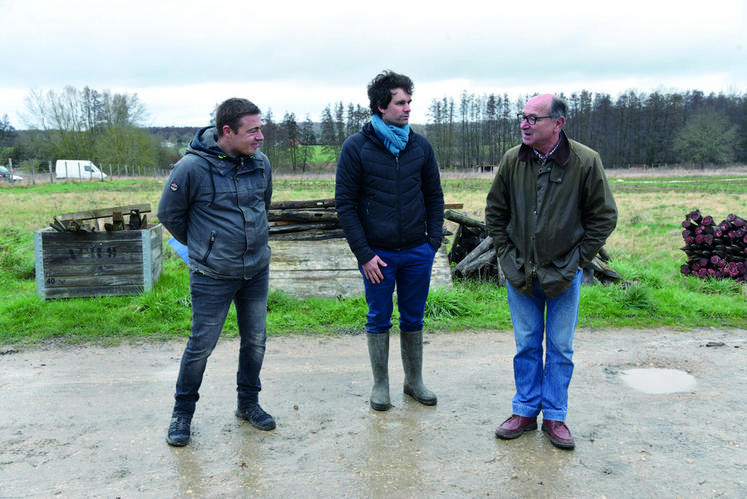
xmin=1 ymin=327 xmax=745 ymax=498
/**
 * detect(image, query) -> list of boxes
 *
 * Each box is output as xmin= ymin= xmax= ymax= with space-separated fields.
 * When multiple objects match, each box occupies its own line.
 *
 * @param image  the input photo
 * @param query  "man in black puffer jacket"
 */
xmin=335 ymin=70 xmax=444 ymax=411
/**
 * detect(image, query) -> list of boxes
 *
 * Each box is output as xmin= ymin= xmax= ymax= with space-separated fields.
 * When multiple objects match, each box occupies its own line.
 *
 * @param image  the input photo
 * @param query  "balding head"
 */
xmin=520 ymin=94 xmax=566 ymax=156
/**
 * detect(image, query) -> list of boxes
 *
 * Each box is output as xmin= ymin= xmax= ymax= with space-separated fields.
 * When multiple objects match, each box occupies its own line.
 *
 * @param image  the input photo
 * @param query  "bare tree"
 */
xmin=21 ymin=86 xmax=156 ymax=170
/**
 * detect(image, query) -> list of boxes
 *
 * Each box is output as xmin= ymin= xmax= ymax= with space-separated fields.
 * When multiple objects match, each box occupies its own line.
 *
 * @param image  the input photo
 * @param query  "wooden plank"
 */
xmin=43 ymin=285 xmax=145 ymax=299
xmin=269 ymin=239 xmax=453 ymax=298
xmin=42 ymin=274 xmax=147 ymax=289
xmin=270 ymin=199 xmax=335 ymax=209
xmin=147 ymin=224 xmax=164 ymax=289
xmin=40 ymin=263 xmax=144 ymax=278
xmin=267 ymin=209 xmax=338 ymax=222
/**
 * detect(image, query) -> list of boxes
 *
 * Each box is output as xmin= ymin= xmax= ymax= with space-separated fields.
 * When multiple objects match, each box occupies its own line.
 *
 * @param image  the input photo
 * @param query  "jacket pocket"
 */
xmin=499 ymin=247 xmax=525 ymax=288
xmin=551 ymin=245 xmax=581 ymax=282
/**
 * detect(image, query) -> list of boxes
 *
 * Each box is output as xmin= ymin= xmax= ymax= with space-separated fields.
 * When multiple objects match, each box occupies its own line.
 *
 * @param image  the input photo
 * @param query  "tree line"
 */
xmin=250 ymin=88 xmax=746 ymax=171
xmin=1 ymin=86 xmax=745 ymax=174
xmin=418 ymin=88 xmax=744 ymax=169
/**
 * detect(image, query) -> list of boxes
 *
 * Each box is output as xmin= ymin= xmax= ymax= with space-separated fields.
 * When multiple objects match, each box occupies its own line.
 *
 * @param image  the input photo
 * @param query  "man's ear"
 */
xmin=554 ymin=116 xmax=565 ymax=132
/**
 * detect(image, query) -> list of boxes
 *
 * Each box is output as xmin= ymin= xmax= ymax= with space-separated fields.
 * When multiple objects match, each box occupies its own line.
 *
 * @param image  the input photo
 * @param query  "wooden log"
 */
xmin=270 ymin=198 xmax=335 ymax=210
xmin=456 ymin=247 xmax=497 ymax=279
xmin=270 ymin=222 xmax=341 ymax=234
xmin=444 ymin=209 xmax=486 ymax=230
xmin=451 ymin=236 xmax=494 ymax=277
xmin=269 ymin=228 xmax=347 ymax=241
xmin=267 ymin=209 xmax=339 ymax=222
xmin=268 ymin=199 xmax=463 ymax=211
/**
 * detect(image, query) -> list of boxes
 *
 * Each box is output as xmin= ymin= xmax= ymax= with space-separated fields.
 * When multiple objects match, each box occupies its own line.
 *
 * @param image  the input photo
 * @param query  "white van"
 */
xmin=55 ymin=160 xmax=108 ymax=180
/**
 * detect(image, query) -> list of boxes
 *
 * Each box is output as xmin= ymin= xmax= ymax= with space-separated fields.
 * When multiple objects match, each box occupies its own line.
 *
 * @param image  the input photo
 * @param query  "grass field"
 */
xmin=1 ymin=167 xmax=746 ymax=346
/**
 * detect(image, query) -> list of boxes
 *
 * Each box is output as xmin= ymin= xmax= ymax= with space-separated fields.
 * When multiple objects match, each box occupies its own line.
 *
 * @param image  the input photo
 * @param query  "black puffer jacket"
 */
xmin=335 ymin=122 xmax=444 ymax=265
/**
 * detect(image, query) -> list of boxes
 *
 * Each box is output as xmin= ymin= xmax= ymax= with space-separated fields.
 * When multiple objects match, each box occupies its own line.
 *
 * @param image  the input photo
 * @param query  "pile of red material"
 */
xmin=680 ymin=209 xmax=747 ymax=282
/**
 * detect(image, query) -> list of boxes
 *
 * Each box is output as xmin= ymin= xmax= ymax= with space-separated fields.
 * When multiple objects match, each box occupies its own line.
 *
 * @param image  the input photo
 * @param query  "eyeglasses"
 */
xmin=517 ymin=113 xmax=552 ymax=125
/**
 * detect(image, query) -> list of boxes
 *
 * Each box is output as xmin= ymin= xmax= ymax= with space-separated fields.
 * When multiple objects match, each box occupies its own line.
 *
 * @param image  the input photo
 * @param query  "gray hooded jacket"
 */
xmin=157 ymin=126 xmax=272 ymax=280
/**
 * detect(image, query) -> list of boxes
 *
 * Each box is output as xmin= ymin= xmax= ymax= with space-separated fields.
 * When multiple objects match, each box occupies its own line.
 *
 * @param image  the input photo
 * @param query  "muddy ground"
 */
xmin=1 ymin=327 xmax=745 ymax=498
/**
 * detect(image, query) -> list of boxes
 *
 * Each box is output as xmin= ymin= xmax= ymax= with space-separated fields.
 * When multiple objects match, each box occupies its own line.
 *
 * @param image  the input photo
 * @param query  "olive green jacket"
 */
xmin=485 ymin=132 xmax=617 ymax=298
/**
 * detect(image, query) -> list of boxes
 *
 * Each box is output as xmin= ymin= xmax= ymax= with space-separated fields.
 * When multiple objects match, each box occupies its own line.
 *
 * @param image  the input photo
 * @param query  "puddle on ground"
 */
xmin=620 ymin=368 xmax=696 ymax=394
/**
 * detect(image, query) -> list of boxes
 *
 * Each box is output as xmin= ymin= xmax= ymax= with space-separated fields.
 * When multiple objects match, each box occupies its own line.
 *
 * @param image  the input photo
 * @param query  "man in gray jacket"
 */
xmin=485 ymin=94 xmax=617 ymax=449
xmin=158 ymin=98 xmax=275 ymax=447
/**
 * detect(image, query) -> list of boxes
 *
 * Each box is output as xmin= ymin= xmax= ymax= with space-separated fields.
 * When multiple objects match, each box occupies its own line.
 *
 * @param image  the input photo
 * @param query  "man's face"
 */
xmin=520 ymin=96 xmax=561 ymax=155
xmin=222 ymin=114 xmax=263 ymax=157
xmin=378 ymin=88 xmax=411 ymax=127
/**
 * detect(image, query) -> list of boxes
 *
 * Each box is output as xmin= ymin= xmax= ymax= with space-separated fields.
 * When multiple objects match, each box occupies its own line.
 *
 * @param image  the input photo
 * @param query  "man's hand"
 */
xmin=362 ymin=255 xmax=387 ymax=284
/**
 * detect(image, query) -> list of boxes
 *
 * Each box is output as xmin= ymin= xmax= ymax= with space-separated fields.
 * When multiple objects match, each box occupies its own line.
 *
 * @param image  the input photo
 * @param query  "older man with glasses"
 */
xmin=485 ymin=94 xmax=617 ymax=449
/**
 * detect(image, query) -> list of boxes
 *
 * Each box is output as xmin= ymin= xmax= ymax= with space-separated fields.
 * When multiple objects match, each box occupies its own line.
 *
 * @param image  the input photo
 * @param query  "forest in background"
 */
xmin=0 ymin=86 xmax=744 ymax=174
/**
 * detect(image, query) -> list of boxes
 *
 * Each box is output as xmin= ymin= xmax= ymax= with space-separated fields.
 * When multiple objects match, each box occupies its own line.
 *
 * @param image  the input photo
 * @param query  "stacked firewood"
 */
xmin=268 ymin=199 xmax=465 ymax=241
xmin=680 ymin=209 xmax=747 ymax=282
xmin=268 ymin=198 xmax=345 ymax=240
xmin=445 ymin=209 xmax=621 ymax=286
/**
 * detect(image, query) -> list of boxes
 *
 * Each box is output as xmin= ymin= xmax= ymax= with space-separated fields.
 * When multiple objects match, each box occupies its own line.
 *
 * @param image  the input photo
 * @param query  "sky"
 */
xmin=1 ymin=0 xmax=746 ymax=129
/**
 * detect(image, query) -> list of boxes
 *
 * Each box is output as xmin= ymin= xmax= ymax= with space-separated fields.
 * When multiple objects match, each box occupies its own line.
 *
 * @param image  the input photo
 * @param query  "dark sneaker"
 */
xmin=541 ymin=419 xmax=575 ymax=449
xmin=236 ymin=404 xmax=276 ymax=431
xmin=166 ymin=417 xmax=191 ymax=447
xmin=495 ymin=414 xmax=538 ymax=439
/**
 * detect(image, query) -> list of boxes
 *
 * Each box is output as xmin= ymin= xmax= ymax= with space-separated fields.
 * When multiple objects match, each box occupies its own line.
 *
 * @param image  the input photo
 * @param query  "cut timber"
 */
xmin=444 ymin=209 xmax=486 ymax=230
xmin=270 ymin=199 xmax=335 ymax=210
xmin=269 ymin=239 xmax=453 ymax=299
xmin=451 ymin=236 xmax=494 ymax=277
xmin=267 ymin=209 xmax=339 ymax=223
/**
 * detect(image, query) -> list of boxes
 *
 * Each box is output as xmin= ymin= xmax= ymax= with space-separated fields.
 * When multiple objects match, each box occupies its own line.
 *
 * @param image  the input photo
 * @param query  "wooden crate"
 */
xmin=269 ymin=238 xmax=453 ymax=299
xmin=34 ymin=224 xmax=163 ymax=300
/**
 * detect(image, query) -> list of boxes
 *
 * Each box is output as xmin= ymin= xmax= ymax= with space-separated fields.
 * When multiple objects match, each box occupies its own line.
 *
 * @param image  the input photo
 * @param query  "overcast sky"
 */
xmin=2 ymin=0 xmax=745 ymax=129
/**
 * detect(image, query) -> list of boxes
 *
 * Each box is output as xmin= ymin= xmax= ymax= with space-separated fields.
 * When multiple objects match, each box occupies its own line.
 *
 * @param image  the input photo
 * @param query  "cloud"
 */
xmin=1 ymin=0 xmax=745 ymax=128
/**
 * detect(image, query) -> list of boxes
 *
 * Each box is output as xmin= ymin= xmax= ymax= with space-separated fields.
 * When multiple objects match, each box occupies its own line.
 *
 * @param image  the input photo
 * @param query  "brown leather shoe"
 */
xmin=541 ymin=419 xmax=575 ymax=449
xmin=495 ymin=414 xmax=538 ymax=439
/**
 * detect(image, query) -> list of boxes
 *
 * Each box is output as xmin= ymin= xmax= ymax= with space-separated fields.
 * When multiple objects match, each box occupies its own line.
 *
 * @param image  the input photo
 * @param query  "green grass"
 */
xmin=0 ymin=172 xmax=746 ymax=346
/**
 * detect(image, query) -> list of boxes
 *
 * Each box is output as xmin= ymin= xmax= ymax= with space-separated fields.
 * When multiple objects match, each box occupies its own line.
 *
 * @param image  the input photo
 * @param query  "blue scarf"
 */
xmin=371 ymin=114 xmax=409 ymax=157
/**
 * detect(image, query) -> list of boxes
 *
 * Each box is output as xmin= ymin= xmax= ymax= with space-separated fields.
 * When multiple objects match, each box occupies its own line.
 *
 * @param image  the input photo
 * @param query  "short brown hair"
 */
xmin=215 ymin=98 xmax=261 ymax=136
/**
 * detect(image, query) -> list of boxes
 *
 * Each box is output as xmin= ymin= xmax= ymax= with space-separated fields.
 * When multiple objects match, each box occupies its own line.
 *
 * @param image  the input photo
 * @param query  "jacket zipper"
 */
xmin=199 ymin=231 xmax=216 ymax=265
xmin=395 ymin=156 xmax=402 ymax=249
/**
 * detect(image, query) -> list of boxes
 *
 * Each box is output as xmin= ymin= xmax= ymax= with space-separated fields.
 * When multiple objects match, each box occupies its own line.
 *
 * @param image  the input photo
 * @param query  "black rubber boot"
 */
xmin=367 ymin=332 xmax=391 ymax=411
xmin=400 ymin=330 xmax=437 ymax=406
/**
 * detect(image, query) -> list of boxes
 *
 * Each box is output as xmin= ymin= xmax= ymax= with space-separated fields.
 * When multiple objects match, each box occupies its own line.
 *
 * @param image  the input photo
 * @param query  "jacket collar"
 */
xmin=517 ymin=130 xmax=571 ymax=166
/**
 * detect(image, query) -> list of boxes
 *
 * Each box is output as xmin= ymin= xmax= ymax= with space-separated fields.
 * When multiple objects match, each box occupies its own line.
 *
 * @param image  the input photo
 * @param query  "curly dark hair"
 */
xmin=367 ymin=70 xmax=414 ymax=116
xmin=215 ymin=98 xmax=261 ymax=136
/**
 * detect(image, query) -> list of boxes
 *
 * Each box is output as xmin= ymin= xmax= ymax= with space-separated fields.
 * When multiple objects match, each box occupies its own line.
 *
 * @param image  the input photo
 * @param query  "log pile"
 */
xmin=268 ymin=199 xmax=465 ymax=241
xmin=268 ymin=198 xmax=345 ymax=241
xmin=680 ymin=209 xmax=747 ymax=282
xmin=445 ymin=209 xmax=622 ymax=286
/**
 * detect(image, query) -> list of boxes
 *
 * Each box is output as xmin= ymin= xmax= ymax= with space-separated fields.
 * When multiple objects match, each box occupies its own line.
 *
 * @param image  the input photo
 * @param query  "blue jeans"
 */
xmin=505 ymin=269 xmax=582 ymax=421
xmin=361 ymin=242 xmax=436 ymax=334
xmin=172 ymin=266 xmax=269 ymax=419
